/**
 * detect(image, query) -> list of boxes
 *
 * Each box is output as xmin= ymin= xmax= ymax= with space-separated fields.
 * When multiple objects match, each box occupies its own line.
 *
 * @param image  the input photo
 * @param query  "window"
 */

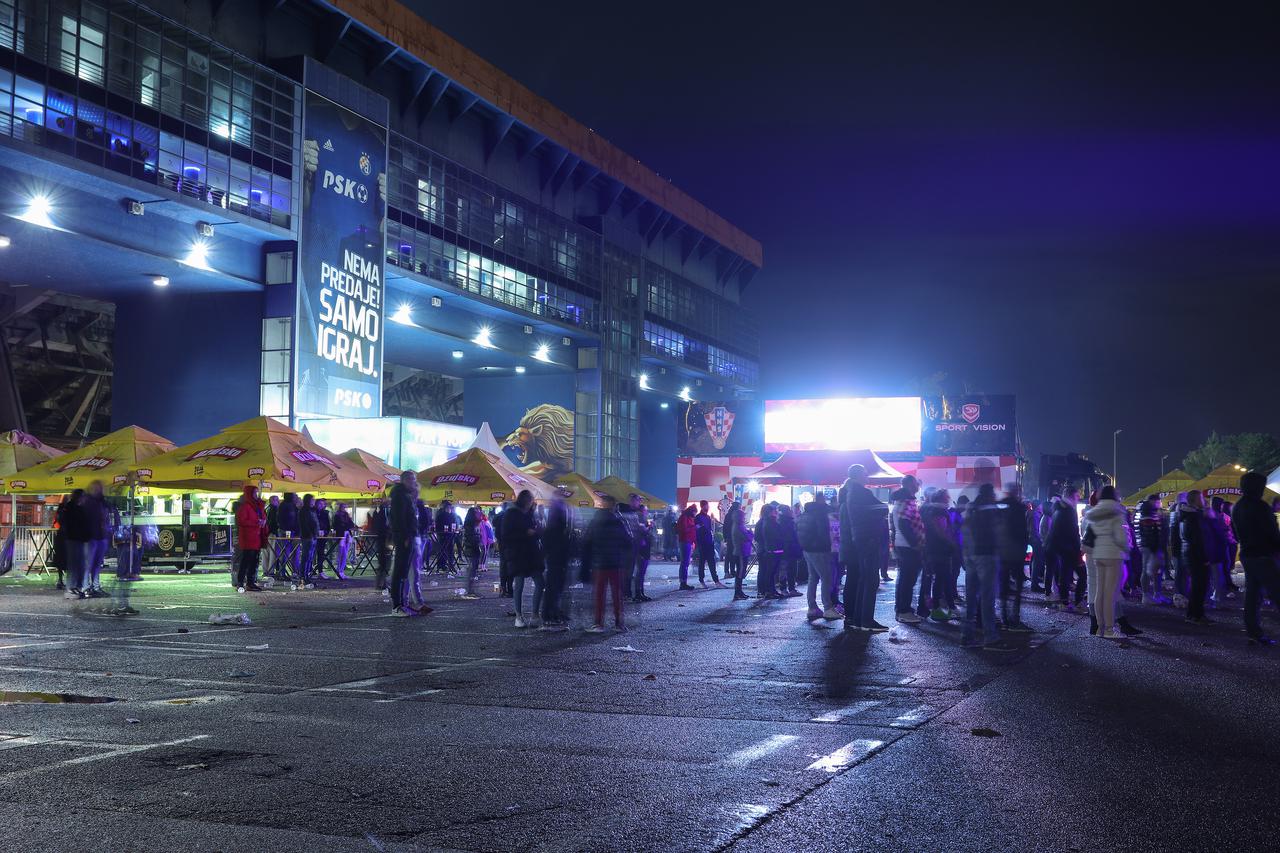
xmin=260 ymin=317 xmax=292 ymax=418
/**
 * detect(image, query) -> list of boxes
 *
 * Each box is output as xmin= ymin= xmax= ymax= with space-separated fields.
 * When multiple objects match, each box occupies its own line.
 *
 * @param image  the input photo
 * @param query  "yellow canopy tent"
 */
xmin=592 ymin=475 xmax=669 ymax=510
xmin=1183 ymin=464 xmax=1280 ymax=505
xmin=1122 ymin=469 xmax=1196 ymax=506
xmin=2 ymin=426 xmax=175 ymax=494
xmin=341 ymin=448 xmax=403 ymax=491
xmin=418 ymin=448 xmax=559 ymax=504
xmin=141 ymin=417 xmax=385 ymax=495
xmin=553 ymin=472 xmax=607 ymax=510
xmin=0 ymin=430 xmax=63 ymax=477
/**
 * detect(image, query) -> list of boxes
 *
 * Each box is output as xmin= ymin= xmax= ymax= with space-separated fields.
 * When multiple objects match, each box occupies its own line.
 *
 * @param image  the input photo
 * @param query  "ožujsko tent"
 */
xmin=743 ymin=449 xmax=904 ymax=486
xmin=1122 ymin=469 xmax=1196 ymax=506
xmin=340 ymin=448 xmax=403 ymax=491
xmin=2 ymin=426 xmax=175 ymax=494
xmin=417 ymin=448 xmax=559 ymax=504
xmin=592 ymin=475 xmax=669 ymax=510
xmin=553 ymin=472 xmax=607 ymax=509
xmin=466 ymin=422 xmax=504 ymax=456
xmin=1183 ymin=464 xmax=1280 ymax=505
xmin=0 ymin=430 xmax=63 ymax=477
xmin=141 ymin=417 xmax=385 ymax=495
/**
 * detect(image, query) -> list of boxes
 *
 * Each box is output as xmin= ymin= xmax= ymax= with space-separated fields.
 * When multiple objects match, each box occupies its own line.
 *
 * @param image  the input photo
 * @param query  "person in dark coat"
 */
xmin=778 ymin=504 xmax=803 ymax=597
xmin=1045 ymin=486 xmax=1084 ymax=609
xmin=693 ymin=501 xmax=722 ymax=587
xmin=434 ymin=500 xmax=456 ymax=573
xmin=541 ymin=499 xmax=572 ymax=627
xmin=388 ymin=473 xmax=421 ymax=615
xmin=61 ymin=489 xmax=92 ymax=598
xmin=625 ymin=496 xmax=654 ymax=602
xmin=51 ymin=495 xmax=70 ymax=590
xmin=500 ymin=490 xmax=544 ymax=627
xmin=461 ymin=506 xmax=485 ymax=599
xmin=368 ymin=498 xmax=391 ymax=591
xmin=754 ymin=504 xmax=783 ymax=600
xmin=1230 ymin=471 xmax=1280 ymax=644
xmin=676 ymin=505 xmax=698 ymax=590
xmin=1180 ymin=490 xmax=1212 ymax=624
xmin=797 ymin=494 xmax=837 ymax=619
xmin=332 ymin=502 xmax=355 ymax=579
xmin=581 ymin=494 xmax=633 ymax=631
xmin=296 ymin=494 xmax=319 ymax=588
xmin=998 ymin=483 xmax=1031 ymax=632
xmin=313 ymin=498 xmax=332 ymax=578
xmin=919 ymin=489 xmax=957 ymax=620
xmin=839 ymin=465 xmax=889 ymax=632
xmin=82 ymin=480 xmax=112 ymax=597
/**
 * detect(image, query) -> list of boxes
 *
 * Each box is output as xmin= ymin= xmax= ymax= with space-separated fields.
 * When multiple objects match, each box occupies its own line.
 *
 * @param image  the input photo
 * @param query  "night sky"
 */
xmin=409 ymin=1 xmax=1280 ymax=490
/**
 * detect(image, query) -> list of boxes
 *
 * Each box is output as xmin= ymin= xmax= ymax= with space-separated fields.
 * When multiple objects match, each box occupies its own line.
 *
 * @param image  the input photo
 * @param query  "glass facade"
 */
xmin=642 ymin=319 xmax=759 ymax=387
xmin=0 ymin=0 xmax=299 ymax=227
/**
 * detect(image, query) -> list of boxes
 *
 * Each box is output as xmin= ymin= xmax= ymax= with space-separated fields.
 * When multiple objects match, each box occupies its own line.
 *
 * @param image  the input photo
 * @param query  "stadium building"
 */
xmin=0 ymin=0 xmax=761 ymax=492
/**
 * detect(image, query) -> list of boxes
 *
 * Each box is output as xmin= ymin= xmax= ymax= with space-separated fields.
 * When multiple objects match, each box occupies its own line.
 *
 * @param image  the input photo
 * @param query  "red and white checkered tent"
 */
xmin=891 ymin=455 xmax=1019 ymax=501
xmin=676 ymin=456 xmax=763 ymax=514
xmin=746 ymin=449 xmax=903 ymax=486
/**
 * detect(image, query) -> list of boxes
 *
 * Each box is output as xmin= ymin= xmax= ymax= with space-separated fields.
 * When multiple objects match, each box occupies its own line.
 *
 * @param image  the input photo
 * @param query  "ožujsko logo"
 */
xmin=136 ymin=468 xmax=153 ymax=479
xmin=291 ymin=450 xmax=337 ymax=467
xmin=432 ymin=473 xmax=478 ymax=486
xmin=56 ymin=456 xmax=113 ymax=472
xmin=6 ymin=480 xmax=25 ymax=489
xmin=187 ymin=446 xmax=246 ymax=462
xmin=703 ymin=405 xmax=736 ymax=450
xmin=366 ymin=479 xmax=381 ymax=490
xmin=280 ymin=468 xmax=296 ymax=480
xmin=961 ymin=404 xmax=982 ymax=424
xmin=247 ymin=467 xmax=266 ymax=478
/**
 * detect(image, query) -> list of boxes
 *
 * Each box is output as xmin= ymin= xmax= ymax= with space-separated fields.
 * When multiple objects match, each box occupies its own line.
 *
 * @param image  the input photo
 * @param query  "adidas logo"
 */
xmin=323 ymin=139 xmax=334 ymax=152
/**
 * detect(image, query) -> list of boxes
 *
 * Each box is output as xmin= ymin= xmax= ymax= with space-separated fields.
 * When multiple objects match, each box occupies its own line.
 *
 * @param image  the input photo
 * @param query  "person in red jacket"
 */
xmin=676 ymin=504 xmax=698 ymax=591
xmin=235 ymin=485 xmax=266 ymax=592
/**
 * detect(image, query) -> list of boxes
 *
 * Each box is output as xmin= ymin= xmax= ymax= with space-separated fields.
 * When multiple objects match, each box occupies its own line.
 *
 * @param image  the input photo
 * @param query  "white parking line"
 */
xmin=724 ymin=734 xmax=801 ymax=767
xmin=806 ymin=738 xmax=884 ymax=772
xmin=890 ymin=704 xmax=933 ymax=728
xmin=810 ymin=700 xmax=880 ymax=723
xmin=0 ymin=734 xmax=210 ymax=782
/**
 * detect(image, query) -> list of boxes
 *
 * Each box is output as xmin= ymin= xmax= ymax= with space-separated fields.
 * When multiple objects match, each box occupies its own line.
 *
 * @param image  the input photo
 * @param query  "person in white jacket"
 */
xmin=1082 ymin=486 xmax=1131 ymax=639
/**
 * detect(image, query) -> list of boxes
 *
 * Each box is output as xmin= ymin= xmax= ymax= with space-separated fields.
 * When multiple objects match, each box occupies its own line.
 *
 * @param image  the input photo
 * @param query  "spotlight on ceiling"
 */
xmin=659 ymin=402 xmax=669 ymax=409
xmin=151 ymin=275 xmax=169 ymax=287
xmin=181 ymin=241 xmax=212 ymax=271
xmin=390 ymin=303 xmax=414 ymax=326
xmin=18 ymin=194 xmax=54 ymax=228
xmin=515 ymin=365 xmax=526 ymax=374
xmin=679 ymin=386 xmax=692 ymax=402
xmin=639 ymin=373 xmax=650 ymax=391
xmin=0 ymin=235 xmax=10 ymax=249
xmin=451 ymin=350 xmax=464 ymax=359
xmin=532 ymin=343 xmax=551 ymax=363
xmin=472 ymin=326 xmax=495 ymax=349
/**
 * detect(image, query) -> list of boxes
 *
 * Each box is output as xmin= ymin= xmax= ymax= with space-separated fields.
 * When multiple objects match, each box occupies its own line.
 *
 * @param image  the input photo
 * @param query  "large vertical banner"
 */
xmin=295 ymin=91 xmax=387 ymax=419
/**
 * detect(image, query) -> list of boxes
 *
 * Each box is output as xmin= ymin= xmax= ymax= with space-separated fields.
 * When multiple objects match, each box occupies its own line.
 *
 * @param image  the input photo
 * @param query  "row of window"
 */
xmin=645 ymin=263 xmax=758 ymax=359
xmin=0 ymin=0 xmax=298 ymax=226
xmin=388 ymin=134 xmax=600 ymax=290
xmin=642 ymin=320 xmax=759 ymax=387
xmin=386 ymin=218 xmax=599 ymax=331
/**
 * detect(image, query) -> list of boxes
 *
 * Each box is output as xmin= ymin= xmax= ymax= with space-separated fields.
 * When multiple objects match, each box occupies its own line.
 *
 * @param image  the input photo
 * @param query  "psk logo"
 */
xmin=358 ymin=152 xmax=371 ymax=175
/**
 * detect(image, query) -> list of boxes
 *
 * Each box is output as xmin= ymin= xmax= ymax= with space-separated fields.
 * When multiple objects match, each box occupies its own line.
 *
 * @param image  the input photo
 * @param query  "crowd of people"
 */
xmin=43 ymin=464 xmax=1280 ymax=645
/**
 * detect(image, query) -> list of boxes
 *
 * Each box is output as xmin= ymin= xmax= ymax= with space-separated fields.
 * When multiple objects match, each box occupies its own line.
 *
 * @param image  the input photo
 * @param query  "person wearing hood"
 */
xmin=234 ymin=485 xmax=266 ymax=592
xmin=1136 ymin=494 xmax=1169 ymax=605
xmin=276 ymin=492 xmax=300 ymax=580
xmin=1045 ymin=486 xmax=1084 ymax=610
xmin=1230 ymin=471 xmax=1280 ymax=644
xmin=541 ymin=499 xmax=572 ymax=628
xmin=920 ymin=489 xmax=958 ymax=621
xmin=694 ymin=501 xmax=724 ymax=588
xmin=754 ymin=503 xmax=782 ymax=600
xmin=778 ymin=503 xmax=803 ymax=597
xmin=797 ymin=493 xmax=839 ymax=620
xmin=295 ymin=494 xmax=319 ymax=590
xmin=1082 ymin=486 xmax=1133 ymax=639
xmin=1180 ymin=490 xmax=1212 ymax=625
xmin=501 ymin=489 xmax=545 ymax=628
xmin=839 ymin=464 xmax=890 ymax=632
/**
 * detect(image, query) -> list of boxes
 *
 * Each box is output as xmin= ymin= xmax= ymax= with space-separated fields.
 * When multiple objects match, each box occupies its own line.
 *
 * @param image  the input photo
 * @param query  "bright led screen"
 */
xmin=764 ymin=397 xmax=922 ymax=453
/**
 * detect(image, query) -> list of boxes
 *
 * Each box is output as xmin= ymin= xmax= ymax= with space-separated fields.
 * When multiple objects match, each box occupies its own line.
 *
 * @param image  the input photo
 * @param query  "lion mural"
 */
xmin=501 ymin=404 xmax=574 ymax=480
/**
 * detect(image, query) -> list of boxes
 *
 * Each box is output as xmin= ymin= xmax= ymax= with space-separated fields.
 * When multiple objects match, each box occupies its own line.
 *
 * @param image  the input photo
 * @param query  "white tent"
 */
xmin=468 ymin=422 xmax=503 ymax=456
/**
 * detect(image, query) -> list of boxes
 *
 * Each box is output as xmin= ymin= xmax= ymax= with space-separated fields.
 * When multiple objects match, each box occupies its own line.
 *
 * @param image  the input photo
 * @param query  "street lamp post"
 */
xmin=1113 ymin=429 xmax=1123 ymax=493
xmin=1161 ymin=454 xmax=1169 ymax=476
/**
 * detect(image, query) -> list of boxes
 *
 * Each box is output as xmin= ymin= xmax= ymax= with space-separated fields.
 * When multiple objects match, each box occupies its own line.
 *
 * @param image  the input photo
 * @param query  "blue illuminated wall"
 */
xmin=638 ymin=397 xmax=677 ymax=501
xmin=113 ymin=292 xmax=262 ymax=444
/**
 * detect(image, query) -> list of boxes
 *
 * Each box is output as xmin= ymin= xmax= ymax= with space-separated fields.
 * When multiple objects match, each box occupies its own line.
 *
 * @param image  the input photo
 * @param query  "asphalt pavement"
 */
xmin=1 ymin=560 xmax=1277 ymax=852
